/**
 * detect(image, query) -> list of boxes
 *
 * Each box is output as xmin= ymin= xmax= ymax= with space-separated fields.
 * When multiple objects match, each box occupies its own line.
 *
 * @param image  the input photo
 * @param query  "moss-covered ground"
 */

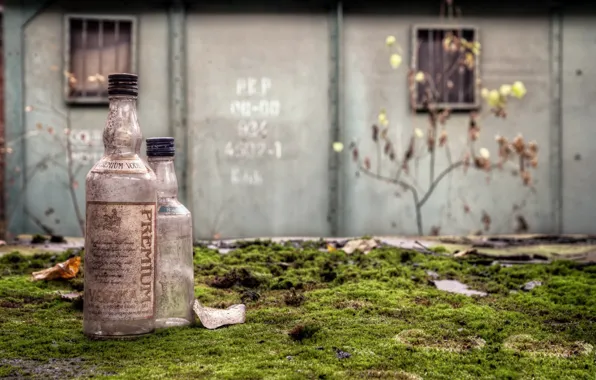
xmin=0 ymin=241 xmax=595 ymax=379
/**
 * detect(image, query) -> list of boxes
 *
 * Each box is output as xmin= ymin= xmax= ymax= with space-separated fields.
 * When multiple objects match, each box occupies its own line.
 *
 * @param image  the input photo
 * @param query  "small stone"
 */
xmin=335 ymin=349 xmax=351 ymax=359
xmin=286 ymin=356 xmax=294 ymax=361
xmin=522 ymin=281 xmax=542 ymax=291
xmin=57 ymin=291 xmax=83 ymax=301
xmin=426 ymin=270 xmax=439 ymax=280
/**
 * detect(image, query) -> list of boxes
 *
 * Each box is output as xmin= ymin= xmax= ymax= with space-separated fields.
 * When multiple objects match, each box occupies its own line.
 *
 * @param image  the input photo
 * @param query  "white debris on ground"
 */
xmin=432 ymin=279 xmax=487 ymax=297
xmin=193 ymin=300 xmax=246 ymax=329
xmin=341 ymin=239 xmax=378 ymax=254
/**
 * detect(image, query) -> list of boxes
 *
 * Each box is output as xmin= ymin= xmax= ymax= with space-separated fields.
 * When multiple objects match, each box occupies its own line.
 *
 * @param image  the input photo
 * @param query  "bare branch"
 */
xmin=417 ymin=161 xmax=465 ymax=208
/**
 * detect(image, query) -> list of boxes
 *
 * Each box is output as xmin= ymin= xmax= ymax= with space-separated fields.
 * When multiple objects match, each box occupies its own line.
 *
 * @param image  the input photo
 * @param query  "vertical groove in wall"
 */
xmin=3 ymin=0 xmax=53 ymax=237
xmin=549 ymin=7 xmax=563 ymax=234
xmin=4 ymin=2 xmax=26 ymax=236
xmin=0 ymin=12 xmax=5 ymax=239
xmin=328 ymin=1 xmax=343 ymax=236
xmin=168 ymin=0 xmax=188 ymax=205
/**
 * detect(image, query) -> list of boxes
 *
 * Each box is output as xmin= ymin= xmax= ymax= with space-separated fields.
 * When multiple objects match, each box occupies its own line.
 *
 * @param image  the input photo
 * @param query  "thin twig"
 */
xmin=359 ymin=165 xmax=424 ymax=235
xmin=376 ymin=138 xmax=381 ymax=176
xmin=24 ymin=206 xmax=54 ymax=235
xmin=417 ymin=161 xmax=465 ymax=208
xmin=414 ymin=240 xmax=445 ymax=256
xmin=64 ymin=110 xmax=85 ymax=236
xmin=6 ymin=152 xmax=66 ymax=222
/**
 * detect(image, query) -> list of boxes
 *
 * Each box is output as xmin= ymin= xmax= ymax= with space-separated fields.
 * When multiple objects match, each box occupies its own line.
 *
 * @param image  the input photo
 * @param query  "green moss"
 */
xmin=0 ymin=250 xmax=77 ymax=277
xmin=0 ymin=244 xmax=595 ymax=379
xmin=429 ymin=245 xmax=449 ymax=254
xmin=31 ymin=234 xmax=48 ymax=244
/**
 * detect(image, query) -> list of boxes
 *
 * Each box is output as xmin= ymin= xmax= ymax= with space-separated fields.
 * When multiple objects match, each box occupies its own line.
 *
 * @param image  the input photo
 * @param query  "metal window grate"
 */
xmin=411 ymin=25 xmax=480 ymax=111
xmin=64 ymin=14 xmax=137 ymax=104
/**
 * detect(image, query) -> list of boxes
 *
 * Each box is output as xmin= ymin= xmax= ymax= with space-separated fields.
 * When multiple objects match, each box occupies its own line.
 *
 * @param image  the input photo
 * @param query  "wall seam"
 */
xmin=328 ymin=1 xmax=343 ymax=236
xmin=168 ymin=0 xmax=188 ymax=206
xmin=549 ymin=6 xmax=563 ymax=234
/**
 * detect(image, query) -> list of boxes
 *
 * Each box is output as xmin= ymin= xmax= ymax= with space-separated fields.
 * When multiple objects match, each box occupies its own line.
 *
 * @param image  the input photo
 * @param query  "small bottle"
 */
xmin=84 ymin=73 xmax=158 ymax=339
xmin=146 ymin=137 xmax=194 ymax=328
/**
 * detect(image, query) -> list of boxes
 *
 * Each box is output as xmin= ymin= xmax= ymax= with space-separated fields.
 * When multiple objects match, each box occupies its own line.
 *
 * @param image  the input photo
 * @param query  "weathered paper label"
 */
xmin=84 ymin=201 xmax=156 ymax=321
xmin=91 ymin=157 xmax=149 ymax=174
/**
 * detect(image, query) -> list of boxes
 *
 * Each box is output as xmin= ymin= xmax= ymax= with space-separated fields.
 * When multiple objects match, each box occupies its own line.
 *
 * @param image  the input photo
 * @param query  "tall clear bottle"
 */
xmin=146 ymin=137 xmax=194 ymax=328
xmin=84 ymin=73 xmax=158 ymax=339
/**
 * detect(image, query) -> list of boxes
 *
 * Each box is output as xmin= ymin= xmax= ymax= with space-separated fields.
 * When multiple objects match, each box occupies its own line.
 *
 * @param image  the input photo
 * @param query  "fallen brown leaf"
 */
xmin=31 ymin=256 xmax=81 ymax=281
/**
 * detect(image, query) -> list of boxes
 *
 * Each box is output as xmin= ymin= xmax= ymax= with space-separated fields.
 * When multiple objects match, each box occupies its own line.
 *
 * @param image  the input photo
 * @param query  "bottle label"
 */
xmin=84 ymin=201 xmax=156 ymax=321
xmin=91 ymin=157 xmax=149 ymax=174
xmin=158 ymin=205 xmax=188 ymax=215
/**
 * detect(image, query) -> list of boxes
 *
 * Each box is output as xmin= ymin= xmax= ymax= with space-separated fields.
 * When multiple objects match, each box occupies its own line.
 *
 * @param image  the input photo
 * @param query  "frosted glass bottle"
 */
xmin=146 ymin=137 xmax=195 ymax=328
xmin=84 ymin=73 xmax=158 ymax=339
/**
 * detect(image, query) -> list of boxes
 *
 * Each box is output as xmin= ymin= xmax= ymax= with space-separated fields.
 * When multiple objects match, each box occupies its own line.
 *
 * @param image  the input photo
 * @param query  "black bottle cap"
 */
xmin=108 ymin=73 xmax=138 ymax=97
xmin=146 ymin=137 xmax=175 ymax=157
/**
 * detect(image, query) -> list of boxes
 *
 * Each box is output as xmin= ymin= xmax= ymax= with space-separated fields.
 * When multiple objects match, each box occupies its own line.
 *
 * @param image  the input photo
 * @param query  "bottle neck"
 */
xmin=104 ymin=96 xmax=141 ymax=157
xmin=147 ymin=156 xmax=179 ymax=199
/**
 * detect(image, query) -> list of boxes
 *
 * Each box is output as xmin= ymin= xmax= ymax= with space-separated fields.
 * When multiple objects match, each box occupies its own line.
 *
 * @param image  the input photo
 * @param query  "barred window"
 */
xmin=64 ymin=15 xmax=137 ymax=103
xmin=411 ymin=25 xmax=480 ymax=111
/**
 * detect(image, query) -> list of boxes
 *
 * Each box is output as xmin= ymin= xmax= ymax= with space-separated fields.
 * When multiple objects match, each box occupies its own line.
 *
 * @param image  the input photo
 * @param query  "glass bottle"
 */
xmin=146 ymin=137 xmax=194 ymax=328
xmin=84 ymin=73 xmax=158 ymax=339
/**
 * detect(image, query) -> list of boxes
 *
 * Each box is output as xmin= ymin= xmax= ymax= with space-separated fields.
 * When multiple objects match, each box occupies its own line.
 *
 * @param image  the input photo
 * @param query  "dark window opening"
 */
xmin=412 ymin=26 xmax=479 ymax=111
xmin=66 ymin=16 xmax=135 ymax=103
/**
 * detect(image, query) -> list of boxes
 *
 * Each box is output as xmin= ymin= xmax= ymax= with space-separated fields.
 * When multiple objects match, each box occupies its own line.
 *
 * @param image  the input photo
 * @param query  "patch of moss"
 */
xmin=429 ymin=245 xmax=450 ymax=254
xmin=503 ymin=334 xmax=594 ymax=358
xmin=395 ymin=328 xmax=486 ymax=352
xmin=288 ymin=323 xmax=321 ymax=342
xmin=0 ymin=244 xmax=594 ymax=379
xmin=31 ymin=234 xmax=48 ymax=244
xmin=49 ymin=235 xmax=67 ymax=244
xmin=0 ymin=250 xmax=76 ymax=277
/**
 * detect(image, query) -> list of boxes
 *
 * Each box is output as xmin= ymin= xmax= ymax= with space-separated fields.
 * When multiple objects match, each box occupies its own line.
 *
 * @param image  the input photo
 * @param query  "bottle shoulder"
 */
xmin=86 ymin=170 xmax=157 ymax=182
xmin=157 ymin=199 xmax=191 ymax=217
xmin=86 ymin=155 xmax=157 ymax=182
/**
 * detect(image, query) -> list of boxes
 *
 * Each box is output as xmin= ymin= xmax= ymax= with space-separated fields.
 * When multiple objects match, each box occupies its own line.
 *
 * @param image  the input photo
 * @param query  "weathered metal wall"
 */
xmin=561 ymin=13 xmax=596 ymax=234
xmin=12 ymin=1 xmax=169 ymax=237
xmin=342 ymin=13 xmax=553 ymax=236
xmin=5 ymin=0 xmax=596 ymax=238
xmin=0 ymin=11 xmax=5 ymax=238
xmin=186 ymin=11 xmax=333 ymax=239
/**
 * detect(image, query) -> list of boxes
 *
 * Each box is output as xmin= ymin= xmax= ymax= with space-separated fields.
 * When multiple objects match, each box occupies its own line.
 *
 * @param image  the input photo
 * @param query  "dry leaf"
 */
xmin=31 ymin=256 xmax=81 ymax=281
xmin=454 ymin=249 xmax=478 ymax=258
xmin=327 ymin=244 xmax=337 ymax=252
xmin=342 ymin=239 xmax=378 ymax=254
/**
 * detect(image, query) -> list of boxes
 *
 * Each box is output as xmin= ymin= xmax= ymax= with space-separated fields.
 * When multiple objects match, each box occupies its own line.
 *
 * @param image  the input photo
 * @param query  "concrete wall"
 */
xmin=561 ymin=15 xmax=596 ymax=234
xmin=342 ymin=14 xmax=552 ymax=236
xmin=20 ymin=1 xmax=169 ymax=235
xmin=185 ymin=12 xmax=332 ymax=238
xmin=5 ymin=0 xmax=596 ymax=238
